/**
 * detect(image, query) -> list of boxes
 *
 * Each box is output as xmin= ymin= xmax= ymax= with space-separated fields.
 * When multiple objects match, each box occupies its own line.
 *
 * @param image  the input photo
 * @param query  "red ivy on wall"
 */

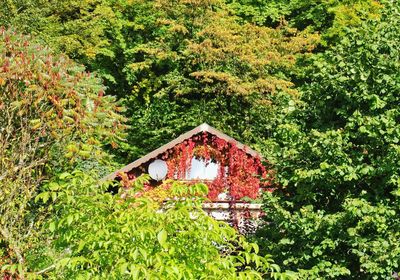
xmin=160 ymin=132 xmax=274 ymax=201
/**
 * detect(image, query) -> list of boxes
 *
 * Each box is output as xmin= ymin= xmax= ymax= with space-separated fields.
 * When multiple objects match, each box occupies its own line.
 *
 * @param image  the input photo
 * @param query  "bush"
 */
xmin=0 ymin=28 xmax=125 ymax=276
xmin=33 ymin=171 xmax=293 ymax=279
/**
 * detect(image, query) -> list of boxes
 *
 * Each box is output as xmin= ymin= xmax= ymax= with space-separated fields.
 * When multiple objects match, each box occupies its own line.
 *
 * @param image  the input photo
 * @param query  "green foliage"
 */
xmin=125 ymin=93 xmax=292 ymax=162
xmin=0 ymin=0 xmax=319 ymax=162
xmin=227 ymin=0 xmax=383 ymax=44
xmin=258 ymin=192 xmax=400 ymax=279
xmin=0 ymin=0 xmax=117 ymax=66
xmin=256 ymin=3 xmax=400 ymax=279
xmin=0 ymin=28 xmax=125 ymax=275
xmin=32 ymin=171 xmax=290 ymax=279
xmin=1 ymin=1 xmax=399 ymax=279
xmin=117 ymin=0 xmax=317 ymax=160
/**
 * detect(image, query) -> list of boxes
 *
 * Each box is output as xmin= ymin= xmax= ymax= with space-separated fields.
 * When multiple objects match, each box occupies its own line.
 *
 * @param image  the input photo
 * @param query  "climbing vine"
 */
xmin=160 ymin=132 xmax=274 ymax=200
xmin=117 ymin=132 xmax=273 ymax=202
xmin=116 ymin=132 xmax=272 ymax=232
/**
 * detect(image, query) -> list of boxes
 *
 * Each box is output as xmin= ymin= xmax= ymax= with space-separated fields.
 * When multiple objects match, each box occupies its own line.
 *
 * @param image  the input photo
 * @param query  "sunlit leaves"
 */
xmin=227 ymin=0 xmax=382 ymax=44
xmin=35 ymin=171 xmax=285 ymax=279
xmin=257 ymin=3 xmax=400 ymax=278
xmin=0 ymin=28 xmax=125 ymax=277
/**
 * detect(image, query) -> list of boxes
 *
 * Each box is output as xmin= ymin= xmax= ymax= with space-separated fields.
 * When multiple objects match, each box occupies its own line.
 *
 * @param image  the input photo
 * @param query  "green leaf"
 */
xmin=35 ymin=192 xmax=50 ymax=203
xmin=119 ymin=262 xmax=128 ymax=275
xmin=59 ymin=172 xmax=71 ymax=180
xmin=157 ymin=229 xmax=168 ymax=248
xmin=49 ymin=222 xmax=56 ymax=233
xmin=67 ymin=215 xmax=73 ymax=226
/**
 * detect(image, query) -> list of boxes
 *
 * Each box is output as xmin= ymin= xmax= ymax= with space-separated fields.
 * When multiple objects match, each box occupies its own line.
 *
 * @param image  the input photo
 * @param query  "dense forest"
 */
xmin=1 ymin=0 xmax=399 ymax=279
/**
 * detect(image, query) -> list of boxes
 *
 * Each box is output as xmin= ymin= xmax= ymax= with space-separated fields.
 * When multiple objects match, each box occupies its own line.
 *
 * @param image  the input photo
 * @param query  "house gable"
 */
xmin=103 ymin=123 xmax=261 ymax=181
xmin=104 ymin=123 xmax=272 ymax=231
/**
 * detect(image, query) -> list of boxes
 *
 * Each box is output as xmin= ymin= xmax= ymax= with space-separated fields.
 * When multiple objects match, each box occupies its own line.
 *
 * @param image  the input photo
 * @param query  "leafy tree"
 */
xmin=115 ymin=0 xmax=318 ymax=160
xmin=0 ymin=0 xmax=319 ymax=162
xmin=31 ymin=171 xmax=293 ymax=279
xmin=227 ymin=0 xmax=383 ymax=44
xmin=0 ymin=0 xmax=128 ymax=103
xmin=256 ymin=3 xmax=400 ymax=279
xmin=0 ymin=28 xmax=125 ymax=277
xmin=0 ymin=0 xmax=117 ymax=71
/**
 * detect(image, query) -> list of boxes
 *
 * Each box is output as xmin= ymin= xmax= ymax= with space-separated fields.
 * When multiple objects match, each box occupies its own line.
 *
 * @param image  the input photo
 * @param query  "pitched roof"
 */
xmin=103 ymin=123 xmax=262 ymax=181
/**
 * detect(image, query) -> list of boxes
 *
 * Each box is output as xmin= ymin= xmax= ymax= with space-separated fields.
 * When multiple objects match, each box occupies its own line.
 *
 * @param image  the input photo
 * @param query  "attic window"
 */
xmin=186 ymin=157 xmax=218 ymax=180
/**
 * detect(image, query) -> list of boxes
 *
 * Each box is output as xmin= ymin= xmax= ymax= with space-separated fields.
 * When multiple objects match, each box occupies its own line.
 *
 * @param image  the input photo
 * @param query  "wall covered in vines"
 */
xmin=121 ymin=132 xmax=274 ymax=201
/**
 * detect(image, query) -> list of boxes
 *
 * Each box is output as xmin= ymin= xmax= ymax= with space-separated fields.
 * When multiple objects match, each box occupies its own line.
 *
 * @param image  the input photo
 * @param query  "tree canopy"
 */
xmin=255 ymin=3 xmax=400 ymax=278
xmin=0 ymin=28 xmax=125 ymax=277
xmin=0 ymin=0 xmax=319 ymax=161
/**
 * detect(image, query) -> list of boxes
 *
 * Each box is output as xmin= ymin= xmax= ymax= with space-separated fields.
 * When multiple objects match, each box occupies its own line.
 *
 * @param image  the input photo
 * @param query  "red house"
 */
xmin=105 ymin=123 xmax=273 ymax=229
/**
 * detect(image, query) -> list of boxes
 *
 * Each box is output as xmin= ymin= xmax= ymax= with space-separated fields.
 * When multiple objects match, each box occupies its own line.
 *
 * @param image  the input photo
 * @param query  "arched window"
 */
xmin=186 ymin=158 xmax=219 ymax=180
